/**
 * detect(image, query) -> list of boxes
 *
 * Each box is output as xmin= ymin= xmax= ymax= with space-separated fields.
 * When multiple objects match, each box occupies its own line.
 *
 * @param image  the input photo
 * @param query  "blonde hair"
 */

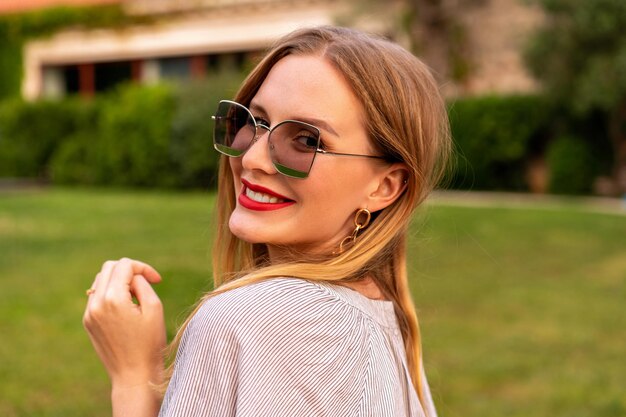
xmin=166 ymin=26 xmax=451 ymax=410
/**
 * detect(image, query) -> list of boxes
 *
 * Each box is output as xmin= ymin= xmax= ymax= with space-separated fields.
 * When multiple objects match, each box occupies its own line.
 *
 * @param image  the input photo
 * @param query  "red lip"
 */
xmin=239 ymin=179 xmax=295 ymax=211
xmin=241 ymin=179 xmax=292 ymax=200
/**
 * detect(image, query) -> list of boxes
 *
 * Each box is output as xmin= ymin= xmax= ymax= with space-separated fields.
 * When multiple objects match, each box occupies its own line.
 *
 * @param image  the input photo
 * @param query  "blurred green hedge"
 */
xmin=0 ymin=72 xmax=243 ymax=189
xmin=546 ymin=135 xmax=598 ymax=195
xmin=0 ymin=97 xmax=95 ymax=178
xmin=447 ymin=95 xmax=551 ymax=191
xmin=0 ymin=88 xmax=611 ymax=194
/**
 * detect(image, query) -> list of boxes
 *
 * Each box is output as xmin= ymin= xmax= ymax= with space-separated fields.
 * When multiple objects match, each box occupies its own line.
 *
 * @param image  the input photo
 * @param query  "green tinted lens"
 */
xmin=213 ymin=101 xmax=255 ymax=157
xmin=273 ymin=163 xmax=309 ymax=178
xmin=269 ymin=121 xmax=320 ymax=178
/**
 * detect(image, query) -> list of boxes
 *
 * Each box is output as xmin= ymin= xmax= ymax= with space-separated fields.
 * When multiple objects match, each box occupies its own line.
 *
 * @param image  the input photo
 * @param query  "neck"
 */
xmin=337 ymin=277 xmax=387 ymax=301
xmin=264 ymin=245 xmax=386 ymax=301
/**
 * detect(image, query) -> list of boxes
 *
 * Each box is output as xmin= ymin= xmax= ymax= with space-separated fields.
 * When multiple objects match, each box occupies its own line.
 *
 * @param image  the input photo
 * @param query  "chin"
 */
xmin=228 ymin=215 xmax=270 ymax=245
xmin=228 ymin=222 xmax=256 ymax=244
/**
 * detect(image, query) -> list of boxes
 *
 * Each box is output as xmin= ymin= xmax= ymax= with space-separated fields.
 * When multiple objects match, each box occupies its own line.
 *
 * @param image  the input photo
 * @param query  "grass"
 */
xmin=1 ymin=187 xmax=624 ymax=417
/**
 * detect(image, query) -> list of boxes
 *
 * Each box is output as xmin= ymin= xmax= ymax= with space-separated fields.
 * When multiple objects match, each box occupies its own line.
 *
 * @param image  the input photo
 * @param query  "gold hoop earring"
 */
xmin=337 ymin=208 xmax=371 ymax=254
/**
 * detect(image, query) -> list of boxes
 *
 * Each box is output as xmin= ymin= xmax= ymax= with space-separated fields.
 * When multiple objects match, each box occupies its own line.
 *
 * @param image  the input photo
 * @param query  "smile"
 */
xmin=245 ymin=188 xmax=285 ymax=204
xmin=238 ymin=179 xmax=295 ymax=211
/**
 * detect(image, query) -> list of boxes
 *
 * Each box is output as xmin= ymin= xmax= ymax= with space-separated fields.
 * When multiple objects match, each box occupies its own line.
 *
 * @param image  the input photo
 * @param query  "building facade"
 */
xmin=8 ymin=0 xmax=543 ymax=100
xmin=20 ymin=0 xmax=342 ymax=99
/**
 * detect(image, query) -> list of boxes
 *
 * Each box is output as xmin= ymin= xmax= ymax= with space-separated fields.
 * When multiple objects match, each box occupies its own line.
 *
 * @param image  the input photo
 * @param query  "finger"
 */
xmin=109 ymin=258 xmax=161 ymax=298
xmin=87 ymin=266 xmax=101 ymax=291
xmin=91 ymin=260 xmax=117 ymax=304
xmin=83 ymin=272 xmax=98 ymax=325
xmin=84 ymin=261 xmax=115 ymax=328
xmin=130 ymin=275 xmax=162 ymax=313
xmin=120 ymin=258 xmax=161 ymax=283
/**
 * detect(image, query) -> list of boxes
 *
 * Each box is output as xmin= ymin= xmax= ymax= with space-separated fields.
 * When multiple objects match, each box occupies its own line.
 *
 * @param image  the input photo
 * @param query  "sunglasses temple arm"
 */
xmin=317 ymin=150 xmax=386 ymax=159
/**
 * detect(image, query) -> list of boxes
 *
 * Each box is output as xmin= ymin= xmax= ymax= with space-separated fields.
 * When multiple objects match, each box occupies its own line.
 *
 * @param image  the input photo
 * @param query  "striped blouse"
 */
xmin=159 ymin=277 xmax=437 ymax=417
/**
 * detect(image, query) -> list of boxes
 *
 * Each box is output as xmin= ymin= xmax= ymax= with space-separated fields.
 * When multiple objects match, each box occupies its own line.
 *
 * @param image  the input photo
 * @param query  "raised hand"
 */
xmin=83 ymin=258 xmax=166 ymax=417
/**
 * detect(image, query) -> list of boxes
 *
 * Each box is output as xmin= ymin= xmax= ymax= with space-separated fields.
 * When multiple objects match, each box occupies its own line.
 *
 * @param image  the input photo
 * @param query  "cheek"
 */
xmin=299 ymin=165 xmax=371 ymax=215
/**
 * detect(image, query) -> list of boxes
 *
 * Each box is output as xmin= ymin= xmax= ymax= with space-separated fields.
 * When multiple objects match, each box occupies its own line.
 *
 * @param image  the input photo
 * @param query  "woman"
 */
xmin=83 ymin=26 xmax=451 ymax=417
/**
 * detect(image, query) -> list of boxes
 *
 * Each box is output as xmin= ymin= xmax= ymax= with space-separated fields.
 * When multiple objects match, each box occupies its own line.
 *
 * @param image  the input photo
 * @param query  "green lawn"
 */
xmin=1 ymin=187 xmax=624 ymax=417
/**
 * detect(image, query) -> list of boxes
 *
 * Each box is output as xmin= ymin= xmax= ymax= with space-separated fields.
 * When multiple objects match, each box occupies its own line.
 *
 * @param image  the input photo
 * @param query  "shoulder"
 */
xmin=193 ymin=277 xmax=363 ymax=333
xmin=182 ymin=278 xmax=381 ymax=362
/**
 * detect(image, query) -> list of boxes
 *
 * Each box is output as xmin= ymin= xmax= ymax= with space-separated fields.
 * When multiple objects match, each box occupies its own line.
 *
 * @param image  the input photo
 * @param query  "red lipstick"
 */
xmin=239 ymin=179 xmax=295 ymax=211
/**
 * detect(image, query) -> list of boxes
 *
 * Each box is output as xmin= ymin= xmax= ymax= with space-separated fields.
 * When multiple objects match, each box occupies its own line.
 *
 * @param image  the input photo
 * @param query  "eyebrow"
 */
xmin=250 ymin=102 xmax=339 ymax=137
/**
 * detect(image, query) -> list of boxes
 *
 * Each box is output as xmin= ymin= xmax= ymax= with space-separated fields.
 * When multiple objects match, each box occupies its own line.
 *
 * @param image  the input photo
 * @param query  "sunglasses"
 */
xmin=212 ymin=100 xmax=386 ymax=178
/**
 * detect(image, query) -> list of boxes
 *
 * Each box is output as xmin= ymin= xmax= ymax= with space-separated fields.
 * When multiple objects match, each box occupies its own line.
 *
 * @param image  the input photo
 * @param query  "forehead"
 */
xmin=251 ymin=55 xmax=366 ymax=136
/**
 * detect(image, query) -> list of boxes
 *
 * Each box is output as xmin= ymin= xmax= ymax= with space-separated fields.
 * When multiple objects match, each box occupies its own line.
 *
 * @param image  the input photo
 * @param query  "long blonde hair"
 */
xmin=166 ymin=26 xmax=451 ymax=409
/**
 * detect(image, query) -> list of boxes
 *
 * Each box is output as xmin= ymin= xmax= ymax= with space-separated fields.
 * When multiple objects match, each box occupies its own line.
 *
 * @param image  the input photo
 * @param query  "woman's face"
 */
xmin=228 ymin=54 xmax=389 ymax=258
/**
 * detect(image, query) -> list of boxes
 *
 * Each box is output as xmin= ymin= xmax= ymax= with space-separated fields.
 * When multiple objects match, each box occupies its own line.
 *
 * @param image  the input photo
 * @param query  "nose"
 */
xmin=241 ymin=125 xmax=276 ymax=175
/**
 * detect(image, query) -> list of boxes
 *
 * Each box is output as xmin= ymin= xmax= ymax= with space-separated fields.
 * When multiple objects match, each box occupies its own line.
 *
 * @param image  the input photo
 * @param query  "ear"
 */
xmin=363 ymin=163 xmax=409 ymax=212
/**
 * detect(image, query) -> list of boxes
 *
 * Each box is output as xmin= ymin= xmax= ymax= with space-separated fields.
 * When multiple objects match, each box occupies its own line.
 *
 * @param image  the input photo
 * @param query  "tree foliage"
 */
xmin=526 ymin=0 xmax=626 ymax=114
xmin=525 ymin=0 xmax=626 ymax=193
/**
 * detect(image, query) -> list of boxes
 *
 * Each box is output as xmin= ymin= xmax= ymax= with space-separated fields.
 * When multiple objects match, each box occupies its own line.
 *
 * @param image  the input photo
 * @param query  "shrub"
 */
xmin=447 ymin=95 xmax=551 ymax=191
xmin=49 ymin=130 xmax=98 ymax=185
xmin=49 ymin=71 xmax=246 ymax=188
xmin=0 ymin=98 xmax=95 ymax=178
xmin=92 ymin=83 xmax=177 ymax=187
xmin=12 ymin=81 xmax=600 ymax=195
xmin=170 ymin=72 xmax=245 ymax=188
xmin=546 ymin=136 xmax=597 ymax=195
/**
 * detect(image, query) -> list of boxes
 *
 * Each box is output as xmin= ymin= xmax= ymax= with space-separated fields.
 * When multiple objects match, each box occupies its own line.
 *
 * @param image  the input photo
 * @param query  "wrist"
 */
xmin=111 ymin=358 xmax=165 ymax=384
xmin=111 ymin=381 xmax=162 ymax=417
xmin=111 ymin=366 xmax=164 ymax=390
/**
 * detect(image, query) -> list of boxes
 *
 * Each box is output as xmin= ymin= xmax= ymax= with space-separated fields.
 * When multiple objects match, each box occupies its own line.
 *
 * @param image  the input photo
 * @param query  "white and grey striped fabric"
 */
xmin=159 ymin=277 xmax=437 ymax=417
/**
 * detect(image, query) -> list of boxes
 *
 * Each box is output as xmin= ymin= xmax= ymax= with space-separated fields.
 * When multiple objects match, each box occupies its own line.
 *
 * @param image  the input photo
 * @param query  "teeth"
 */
xmin=245 ymin=188 xmax=285 ymax=204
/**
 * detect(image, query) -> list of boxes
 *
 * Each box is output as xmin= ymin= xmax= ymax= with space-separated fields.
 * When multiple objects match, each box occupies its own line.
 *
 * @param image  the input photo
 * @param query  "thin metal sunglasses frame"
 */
xmin=211 ymin=99 xmax=387 ymax=161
